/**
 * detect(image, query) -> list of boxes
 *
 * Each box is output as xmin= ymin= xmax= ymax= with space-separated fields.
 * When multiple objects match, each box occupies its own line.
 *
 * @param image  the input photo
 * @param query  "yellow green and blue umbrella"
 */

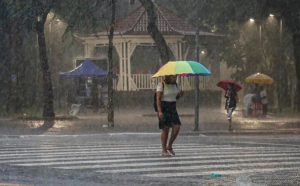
xmin=152 ymin=61 xmax=211 ymax=78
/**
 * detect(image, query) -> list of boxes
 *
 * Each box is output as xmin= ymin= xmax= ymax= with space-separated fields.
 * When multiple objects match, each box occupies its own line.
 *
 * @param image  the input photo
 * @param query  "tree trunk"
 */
xmin=13 ymin=29 xmax=25 ymax=113
xmin=107 ymin=0 xmax=116 ymax=127
xmin=6 ymin=29 xmax=14 ymax=113
xmin=36 ymin=18 xmax=55 ymax=119
xmin=139 ymin=0 xmax=174 ymax=64
xmin=292 ymin=33 xmax=300 ymax=112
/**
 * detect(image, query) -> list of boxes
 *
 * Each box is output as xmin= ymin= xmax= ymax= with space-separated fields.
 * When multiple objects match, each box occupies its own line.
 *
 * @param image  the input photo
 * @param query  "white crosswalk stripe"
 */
xmin=0 ymin=141 xmax=299 ymax=178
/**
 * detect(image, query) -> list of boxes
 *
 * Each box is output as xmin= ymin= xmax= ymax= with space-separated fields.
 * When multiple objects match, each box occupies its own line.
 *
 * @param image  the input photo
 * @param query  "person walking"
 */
xmin=260 ymin=86 xmax=268 ymax=117
xmin=243 ymin=93 xmax=255 ymax=117
xmin=156 ymin=75 xmax=183 ymax=157
xmin=224 ymin=83 xmax=238 ymax=131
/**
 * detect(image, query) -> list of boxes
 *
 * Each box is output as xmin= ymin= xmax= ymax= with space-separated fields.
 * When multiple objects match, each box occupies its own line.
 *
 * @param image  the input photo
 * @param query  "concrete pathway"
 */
xmin=0 ymin=107 xmax=299 ymax=135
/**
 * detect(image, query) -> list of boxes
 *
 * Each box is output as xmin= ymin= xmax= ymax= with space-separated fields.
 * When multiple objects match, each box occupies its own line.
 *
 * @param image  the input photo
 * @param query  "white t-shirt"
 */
xmin=243 ymin=93 xmax=255 ymax=110
xmin=260 ymin=89 xmax=268 ymax=104
xmin=156 ymin=82 xmax=180 ymax=102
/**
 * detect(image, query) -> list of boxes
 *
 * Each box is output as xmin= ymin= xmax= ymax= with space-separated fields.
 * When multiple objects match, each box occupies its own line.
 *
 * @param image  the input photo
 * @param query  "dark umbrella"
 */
xmin=217 ymin=80 xmax=242 ymax=91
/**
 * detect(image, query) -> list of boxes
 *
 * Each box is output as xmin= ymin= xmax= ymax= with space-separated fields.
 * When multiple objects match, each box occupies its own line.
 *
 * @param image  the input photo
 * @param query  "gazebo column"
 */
xmin=128 ymin=42 xmax=138 ymax=91
xmin=84 ymin=43 xmax=96 ymax=58
xmin=115 ymin=41 xmax=138 ymax=91
xmin=168 ymin=41 xmax=183 ymax=60
xmin=115 ymin=43 xmax=125 ymax=91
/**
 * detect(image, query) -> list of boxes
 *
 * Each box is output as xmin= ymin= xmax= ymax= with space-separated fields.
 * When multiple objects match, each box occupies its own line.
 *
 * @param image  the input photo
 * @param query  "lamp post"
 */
xmin=268 ymin=14 xmax=284 ymax=112
xmin=194 ymin=27 xmax=200 ymax=131
xmin=249 ymin=18 xmax=264 ymax=72
xmin=278 ymin=16 xmax=283 ymax=113
xmin=249 ymin=18 xmax=262 ymax=43
xmin=252 ymin=14 xmax=284 ymax=112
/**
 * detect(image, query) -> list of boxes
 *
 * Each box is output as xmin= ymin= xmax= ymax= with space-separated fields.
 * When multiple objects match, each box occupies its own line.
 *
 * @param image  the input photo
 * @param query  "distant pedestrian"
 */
xmin=224 ymin=83 xmax=238 ymax=131
xmin=253 ymin=84 xmax=261 ymax=104
xmin=156 ymin=75 xmax=183 ymax=157
xmin=243 ymin=93 xmax=255 ymax=117
xmin=260 ymin=86 xmax=268 ymax=117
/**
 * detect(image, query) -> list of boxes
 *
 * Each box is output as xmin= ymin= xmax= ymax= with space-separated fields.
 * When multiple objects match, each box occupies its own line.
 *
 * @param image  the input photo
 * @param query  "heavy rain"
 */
xmin=0 ymin=0 xmax=300 ymax=185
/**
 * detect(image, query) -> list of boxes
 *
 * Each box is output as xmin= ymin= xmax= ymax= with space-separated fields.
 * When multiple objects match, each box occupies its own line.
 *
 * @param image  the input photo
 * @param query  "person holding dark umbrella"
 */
xmin=224 ymin=83 xmax=239 ymax=131
xmin=217 ymin=80 xmax=241 ymax=131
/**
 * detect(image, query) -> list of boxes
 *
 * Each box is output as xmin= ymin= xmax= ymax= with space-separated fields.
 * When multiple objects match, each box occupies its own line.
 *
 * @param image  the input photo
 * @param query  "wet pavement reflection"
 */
xmin=0 ymin=107 xmax=299 ymax=135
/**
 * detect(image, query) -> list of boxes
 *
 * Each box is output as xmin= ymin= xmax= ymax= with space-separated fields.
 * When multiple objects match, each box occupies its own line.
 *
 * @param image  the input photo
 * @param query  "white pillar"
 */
xmin=128 ymin=42 xmax=137 ymax=91
xmin=123 ymin=42 xmax=128 ymax=90
xmin=168 ymin=41 xmax=183 ymax=60
xmin=168 ymin=42 xmax=178 ymax=60
xmin=183 ymin=45 xmax=190 ymax=60
xmin=115 ymin=43 xmax=124 ymax=91
xmin=177 ymin=41 xmax=182 ymax=60
xmin=115 ymin=41 xmax=137 ymax=91
xmin=84 ymin=43 xmax=96 ymax=58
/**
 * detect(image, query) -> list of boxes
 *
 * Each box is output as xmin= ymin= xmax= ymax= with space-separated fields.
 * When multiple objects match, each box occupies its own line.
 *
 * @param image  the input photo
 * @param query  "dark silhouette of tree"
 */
xmin=107 ymin=0 xmax=116 ymax=127
xmin=34 ymin=1 xmax=55 ymax=119
xmin=262 ymin=0 xmax=300 ymax=111
xmin=139 ymin=0 xmax=174 ymax=64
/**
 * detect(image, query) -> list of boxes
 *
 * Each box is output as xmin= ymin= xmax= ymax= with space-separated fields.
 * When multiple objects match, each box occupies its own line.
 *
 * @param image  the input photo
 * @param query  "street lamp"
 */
xmin=194 ymin=27 xmax=200 ymax=131
xmin=252 ymin=14 xmax=284 ymax=112
xmin=279 ymin=18 xmax=283 ymax=113
xmin=248 ymin=18 xmax=262 ymax=44
xmin=268 ymin=14 xmax=284 ymax=112
xmin=248 ymin=17 xmax=264 ymax=70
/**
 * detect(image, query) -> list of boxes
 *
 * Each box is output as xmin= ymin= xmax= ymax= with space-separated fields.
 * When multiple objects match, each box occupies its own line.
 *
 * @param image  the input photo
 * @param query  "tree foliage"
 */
xmin=139 ymin=0 xmax=174 ymax=64
xmin=165 ymin=0 xmax=298 ymax=110
xmin=1 ymin=0 xmax=299 ymax=116
xmin=0 ymin=0 xmax=113 ymax=118
xmin=262 ymin=0 xmax=300 ymax=111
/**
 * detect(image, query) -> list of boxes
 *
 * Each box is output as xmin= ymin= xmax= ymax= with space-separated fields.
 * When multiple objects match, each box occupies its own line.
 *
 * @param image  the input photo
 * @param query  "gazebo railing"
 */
xmin=113 ymin=74 xmax=218 ymax=91
xmin=132 ymin=74 xmax=157 ymax=90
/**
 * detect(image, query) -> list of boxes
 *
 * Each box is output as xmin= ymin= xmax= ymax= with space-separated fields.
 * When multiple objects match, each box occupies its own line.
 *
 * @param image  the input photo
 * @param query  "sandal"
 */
xmin=161 ymin=151 xmax=171 ymax=157
xmin=167 ymin=148 xmax=175 ymax=156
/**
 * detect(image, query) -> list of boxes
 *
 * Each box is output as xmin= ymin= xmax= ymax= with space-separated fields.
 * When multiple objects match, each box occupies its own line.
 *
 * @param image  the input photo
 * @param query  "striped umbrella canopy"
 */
xmin=245 ymin=72 xmax=274 ymax=84
xmin=152 ymin=61 xmax=211 ymax=78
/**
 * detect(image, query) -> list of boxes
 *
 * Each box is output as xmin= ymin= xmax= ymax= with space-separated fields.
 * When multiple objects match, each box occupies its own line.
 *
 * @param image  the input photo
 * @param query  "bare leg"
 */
xmin=161 ymin=127 xmax=169 ymax=155
xmin=228 ymin=119 xmax=232 ymax=131
xmin=167 ymin=124 xmax=180 ymax=155
xmin=227 ymin=108 xmax=234 ymax=131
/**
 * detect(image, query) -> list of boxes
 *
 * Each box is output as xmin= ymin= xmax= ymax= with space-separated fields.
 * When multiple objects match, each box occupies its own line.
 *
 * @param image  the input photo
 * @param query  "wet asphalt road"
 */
xmin=0 ymin=133 xmax=299 ymax=186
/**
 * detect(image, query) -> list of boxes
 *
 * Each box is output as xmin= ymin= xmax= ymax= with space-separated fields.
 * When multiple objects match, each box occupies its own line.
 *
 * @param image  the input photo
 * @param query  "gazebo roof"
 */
xmin=77 ymin=3 xmax=221 ymax=37
xmin=114 ymin=4 xmax=198 ymax=35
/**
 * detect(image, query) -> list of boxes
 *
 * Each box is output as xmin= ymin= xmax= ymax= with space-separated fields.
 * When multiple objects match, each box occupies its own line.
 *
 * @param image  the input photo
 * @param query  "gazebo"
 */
xmin=75 ymin=3 xmax=221 ymax=91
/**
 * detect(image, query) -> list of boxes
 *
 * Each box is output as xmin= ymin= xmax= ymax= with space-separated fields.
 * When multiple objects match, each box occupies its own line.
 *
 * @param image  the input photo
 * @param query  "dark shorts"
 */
xmin=158 ymin=101 xmax=181 ymax=129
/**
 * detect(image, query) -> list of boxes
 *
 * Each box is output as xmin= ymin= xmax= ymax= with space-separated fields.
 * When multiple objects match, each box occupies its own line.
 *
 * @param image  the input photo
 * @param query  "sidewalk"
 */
xmin=0 ymin=107 xmax=299 ymax=135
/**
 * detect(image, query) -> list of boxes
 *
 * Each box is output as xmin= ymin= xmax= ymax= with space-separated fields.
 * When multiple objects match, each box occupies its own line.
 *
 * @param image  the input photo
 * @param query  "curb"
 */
xmin=181 ymin=129 xmax=300 ymax=136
